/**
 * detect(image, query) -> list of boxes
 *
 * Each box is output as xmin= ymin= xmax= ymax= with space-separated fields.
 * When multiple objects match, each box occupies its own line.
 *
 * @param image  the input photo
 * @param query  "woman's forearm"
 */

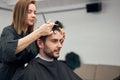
xmin=16 ymin=29 xmax=41 ymax=54
xmin=16 ymin=22 xmax=54 ymax=54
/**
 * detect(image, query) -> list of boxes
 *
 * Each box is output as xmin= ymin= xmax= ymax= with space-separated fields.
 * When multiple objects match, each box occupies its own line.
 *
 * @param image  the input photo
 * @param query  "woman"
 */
xmin=0 ymin=0 xmax=54 ymax=80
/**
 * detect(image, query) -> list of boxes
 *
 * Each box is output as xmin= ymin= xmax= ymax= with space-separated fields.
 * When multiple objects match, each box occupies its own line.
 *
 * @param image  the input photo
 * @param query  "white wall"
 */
xmin=0 ymin=0 xmax=120 ymax=66
xmin=0 ymin=10 xmax=12 ymax=34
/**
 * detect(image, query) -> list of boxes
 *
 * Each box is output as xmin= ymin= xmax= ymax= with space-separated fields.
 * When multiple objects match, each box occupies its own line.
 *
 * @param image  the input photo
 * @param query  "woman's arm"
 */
xmin=16 ymin=22 xmax=54 ymax=54
xmin=0 ymin=21 xmax=54 ymax=62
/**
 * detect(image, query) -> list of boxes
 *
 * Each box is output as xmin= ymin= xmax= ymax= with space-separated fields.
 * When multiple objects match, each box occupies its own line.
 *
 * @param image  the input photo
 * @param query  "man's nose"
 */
xmin=58 ymin=42 xmax=62 ymax=48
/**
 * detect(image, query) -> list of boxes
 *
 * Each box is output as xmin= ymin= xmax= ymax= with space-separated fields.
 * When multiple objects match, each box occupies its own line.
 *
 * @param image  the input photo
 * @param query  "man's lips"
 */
xmin=54 ymin=49 xmax=61 ymax=53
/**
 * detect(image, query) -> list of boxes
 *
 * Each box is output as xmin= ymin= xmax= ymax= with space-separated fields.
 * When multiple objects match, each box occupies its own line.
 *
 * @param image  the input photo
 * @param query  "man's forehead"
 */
xmin=47 ymin=31 xmax=62 ymax=39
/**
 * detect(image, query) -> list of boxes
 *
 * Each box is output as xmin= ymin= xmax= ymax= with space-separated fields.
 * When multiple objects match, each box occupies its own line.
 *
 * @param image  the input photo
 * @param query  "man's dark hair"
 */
xmin=55 ymin=20 xmax=64 ymax=28
xmin=40 ymin=20 xmax=63 ymax=42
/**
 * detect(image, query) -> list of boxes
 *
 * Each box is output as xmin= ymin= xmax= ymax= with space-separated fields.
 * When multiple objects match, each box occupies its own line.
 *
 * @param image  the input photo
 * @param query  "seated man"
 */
xmin=12 ymin=24 xmax=82 ymax=80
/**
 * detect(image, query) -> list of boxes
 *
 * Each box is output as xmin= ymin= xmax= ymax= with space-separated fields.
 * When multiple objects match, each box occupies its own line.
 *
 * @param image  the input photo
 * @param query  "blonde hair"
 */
xmin=11 ymin=0 xmax=36 ymax=34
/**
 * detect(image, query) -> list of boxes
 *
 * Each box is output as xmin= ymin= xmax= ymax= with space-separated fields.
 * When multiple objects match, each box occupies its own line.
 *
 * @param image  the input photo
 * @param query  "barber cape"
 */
xmin=12 ymin=57 xmax=82 ymax=80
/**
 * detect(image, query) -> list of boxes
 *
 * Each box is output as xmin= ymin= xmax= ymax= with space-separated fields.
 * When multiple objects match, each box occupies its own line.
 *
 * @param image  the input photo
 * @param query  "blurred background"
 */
xmin=0 ymin=0 xmax=120 ymax=66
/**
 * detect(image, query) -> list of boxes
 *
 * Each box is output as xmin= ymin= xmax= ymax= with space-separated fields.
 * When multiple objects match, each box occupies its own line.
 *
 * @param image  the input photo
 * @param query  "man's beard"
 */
xmin=43 ymin=49 xmax=58 ymax=59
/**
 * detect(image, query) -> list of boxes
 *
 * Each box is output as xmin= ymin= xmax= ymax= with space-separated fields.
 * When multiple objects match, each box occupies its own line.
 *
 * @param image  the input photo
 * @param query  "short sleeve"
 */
xmin=0 ymin=26 xmax=19 ymax=62
xmin=0 ymin=26 xmax=38 ymax=63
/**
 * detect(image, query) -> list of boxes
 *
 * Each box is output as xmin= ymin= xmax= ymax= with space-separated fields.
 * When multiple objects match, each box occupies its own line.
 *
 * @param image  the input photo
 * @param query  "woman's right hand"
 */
xmin=16 ymin=20 xmax=54 ymax=54
xmin=38 ymin=20 xmax=54 ymax=36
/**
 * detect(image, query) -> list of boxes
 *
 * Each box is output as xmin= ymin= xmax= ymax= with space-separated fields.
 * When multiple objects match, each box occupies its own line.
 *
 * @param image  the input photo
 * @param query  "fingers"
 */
xmin=59 ymin=28 xmax=65 ymax=36
xmin=46 ymin=19 xmax=54 ymax=25
xmin=46 ymin=19 xmax=55 ymax=28
xmin=58 ymin=28 xmax=65 ymax=43
xmin=42 ymin=20 xmax=54 ymax=35
xmin=49 ymin=31 xmax=53 ymax=35
xmin=46 ymin=19 xmax=51 ymax=23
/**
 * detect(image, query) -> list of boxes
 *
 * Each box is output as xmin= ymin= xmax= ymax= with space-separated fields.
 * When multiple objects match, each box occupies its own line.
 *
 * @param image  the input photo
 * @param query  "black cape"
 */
xmin=12 ymin=57 xmax=82 ymax=80
xmin=0 ymin=26 xmax=38 ymax=80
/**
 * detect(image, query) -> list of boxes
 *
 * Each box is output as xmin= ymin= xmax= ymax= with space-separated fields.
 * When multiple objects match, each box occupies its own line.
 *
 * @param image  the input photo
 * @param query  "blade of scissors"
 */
xmin=41 ymin=12 xmax=47 ymax=23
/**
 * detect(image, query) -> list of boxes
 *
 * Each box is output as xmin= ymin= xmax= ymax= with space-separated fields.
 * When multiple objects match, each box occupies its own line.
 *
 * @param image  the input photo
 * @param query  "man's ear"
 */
xmin=37 ymin=39 xmax=43 ymax=49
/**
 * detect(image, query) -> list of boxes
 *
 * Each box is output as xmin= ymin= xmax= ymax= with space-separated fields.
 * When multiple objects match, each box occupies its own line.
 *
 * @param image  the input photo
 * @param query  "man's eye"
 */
xmin=60 ymin=40 xmax=63 ymax=44
xmin=34 ymin=11 xmax=37 ymax=14
xmin=52 ymin=40 xmax=57 ymax=43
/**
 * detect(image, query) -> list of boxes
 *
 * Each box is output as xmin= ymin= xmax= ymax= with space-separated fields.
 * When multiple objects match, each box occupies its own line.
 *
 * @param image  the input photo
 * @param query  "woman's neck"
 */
xmin=22 ymin=27 xmax=28 ymax=33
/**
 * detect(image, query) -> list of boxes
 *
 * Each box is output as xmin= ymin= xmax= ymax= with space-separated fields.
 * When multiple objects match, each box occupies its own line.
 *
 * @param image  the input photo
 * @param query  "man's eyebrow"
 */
xmin=51 ymin=38 xmax=58 ymax=40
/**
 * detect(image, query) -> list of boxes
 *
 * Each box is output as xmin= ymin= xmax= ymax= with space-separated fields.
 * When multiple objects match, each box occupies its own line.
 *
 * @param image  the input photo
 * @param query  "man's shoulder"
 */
xmin=57 ymin=60 xmax=71 ymax=69
xmin=21 ymin=59 xmax=39 ymax=75
xmin=12 ymin=61 xmax=37 ymax=80
xmin=58 ymin=60 xmax=67 ymax=66
xmin=26 ymin=58 xmax=38 ymax=67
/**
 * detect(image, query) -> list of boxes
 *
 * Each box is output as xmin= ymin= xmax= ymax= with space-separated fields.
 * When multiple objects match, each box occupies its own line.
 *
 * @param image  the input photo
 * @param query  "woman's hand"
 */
xmin=38 ymin=20 xmax=54 ymax=36
xmin=16 ymin=20 xmax=54 ymax=54
xmin=59 ymin=28 xmax=65 ymax=43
